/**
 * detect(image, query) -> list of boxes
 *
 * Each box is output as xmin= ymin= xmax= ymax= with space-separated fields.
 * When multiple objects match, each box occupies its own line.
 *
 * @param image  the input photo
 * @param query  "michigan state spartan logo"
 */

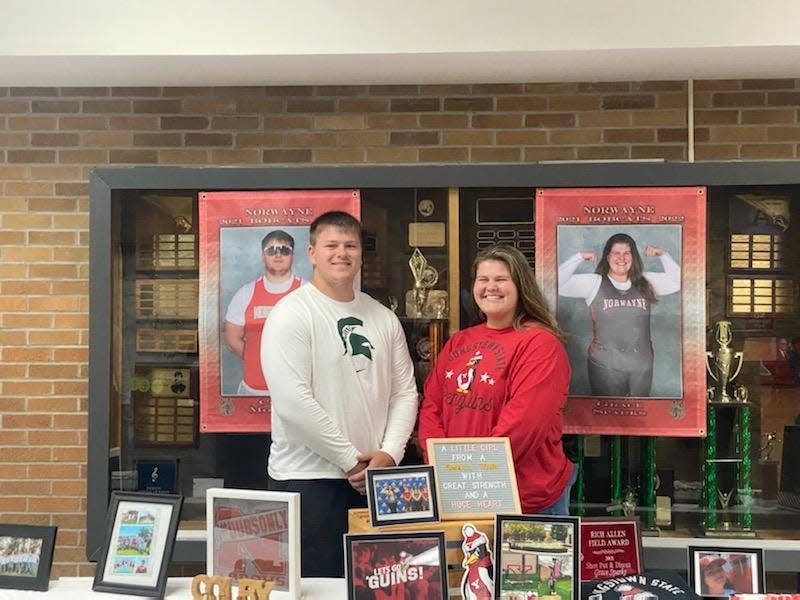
xmin=337 ymin=316 xmax=375 ymax=361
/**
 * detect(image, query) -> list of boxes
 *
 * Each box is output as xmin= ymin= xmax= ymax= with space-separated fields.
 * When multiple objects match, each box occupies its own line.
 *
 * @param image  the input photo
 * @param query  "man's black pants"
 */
xmin=268 ymin=476 xmax=367 ymax=578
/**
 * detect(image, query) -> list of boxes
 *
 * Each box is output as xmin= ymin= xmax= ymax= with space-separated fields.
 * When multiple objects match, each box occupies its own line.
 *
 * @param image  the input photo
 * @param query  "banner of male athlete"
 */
xmin=199 ymin=190 xmax=360 ymax=433
xmin=536 ymin=187 xmax=706 ymax=436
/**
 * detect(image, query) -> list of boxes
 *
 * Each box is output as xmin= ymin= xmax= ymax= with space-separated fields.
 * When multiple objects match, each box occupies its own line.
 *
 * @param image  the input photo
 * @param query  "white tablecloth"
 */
xmin=0 ymin=577 xmax=347 ymax=599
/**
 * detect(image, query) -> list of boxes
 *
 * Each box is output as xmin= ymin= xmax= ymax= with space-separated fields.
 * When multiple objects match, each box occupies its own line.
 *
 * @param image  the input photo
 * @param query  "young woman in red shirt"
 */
xmin=419 ymin=244 xmax=575 ymax=514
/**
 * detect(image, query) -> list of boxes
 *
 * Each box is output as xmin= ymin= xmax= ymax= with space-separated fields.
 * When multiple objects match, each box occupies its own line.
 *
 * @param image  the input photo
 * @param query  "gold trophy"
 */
xmin=706 ymin=320 xmax=744 ymax=403
xmin=406 ymin=248 xmax=440 ymax=318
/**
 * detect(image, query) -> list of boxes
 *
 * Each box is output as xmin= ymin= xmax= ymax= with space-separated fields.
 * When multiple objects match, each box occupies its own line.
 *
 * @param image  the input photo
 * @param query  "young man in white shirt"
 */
xmin=262 ymin=211 xmax=418 ymax=577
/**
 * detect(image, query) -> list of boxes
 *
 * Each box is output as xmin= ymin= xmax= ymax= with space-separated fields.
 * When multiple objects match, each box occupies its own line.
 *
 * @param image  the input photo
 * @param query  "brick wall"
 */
xmin=1 ymin=78 xmax=800 ymax=576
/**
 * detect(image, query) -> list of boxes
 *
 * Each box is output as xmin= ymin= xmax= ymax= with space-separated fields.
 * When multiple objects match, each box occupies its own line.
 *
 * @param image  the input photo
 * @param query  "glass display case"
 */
xmin=89 ymin=164 xmax=800 ymax=575
xmin=97 ymin=185 xmax=456 ymax=552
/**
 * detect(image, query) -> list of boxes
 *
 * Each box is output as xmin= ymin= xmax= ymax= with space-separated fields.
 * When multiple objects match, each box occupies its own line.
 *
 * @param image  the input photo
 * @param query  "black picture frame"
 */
xmin=494 ymin=513 xmax=580 ymax=600
xmin=687 ymin=545 xmax=765 ymax=598
xmin=366 ymin=465 xmax=439 ymax=527
xmin=0 ymin=524 xmax=57 ymax=591
xmin=344 ymin=531 xmax=448 ymax=600
xmin=92 ymin=491 xmax=183 ymax=598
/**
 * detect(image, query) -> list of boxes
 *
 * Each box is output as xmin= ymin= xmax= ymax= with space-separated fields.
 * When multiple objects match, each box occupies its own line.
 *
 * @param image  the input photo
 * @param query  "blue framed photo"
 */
xmin=366 ymin=465 xmax=439 ymax=527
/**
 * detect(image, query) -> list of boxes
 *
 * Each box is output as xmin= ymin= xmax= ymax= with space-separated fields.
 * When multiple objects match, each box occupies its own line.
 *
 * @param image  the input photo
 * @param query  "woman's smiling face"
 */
xmin=606 ymin=241 xmax=633 ymax=282
xmin=473 ymin=259 xmax=518 ymax=329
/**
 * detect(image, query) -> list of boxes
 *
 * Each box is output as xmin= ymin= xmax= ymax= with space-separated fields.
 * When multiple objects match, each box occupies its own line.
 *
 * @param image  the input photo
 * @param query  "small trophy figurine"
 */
xmin=717 ymin=487 xmax=735 ymax=530
xmin=408 ymin=248 xmax=439 ymax=317
xmin=706 ymin=320 xmax=744 ymax=402
xmin=760 ymin=431 xmax=778 ymax=461
xmin=621 ymin=489 xmax=637 ymax=517
xmin=607 ymin=488 xmax=637 ymax=517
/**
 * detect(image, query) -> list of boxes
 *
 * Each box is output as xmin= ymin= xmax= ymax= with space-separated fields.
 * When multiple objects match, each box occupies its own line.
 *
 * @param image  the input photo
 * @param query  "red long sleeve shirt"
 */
xmin=419 ymin=323 xmax=572 ymax=513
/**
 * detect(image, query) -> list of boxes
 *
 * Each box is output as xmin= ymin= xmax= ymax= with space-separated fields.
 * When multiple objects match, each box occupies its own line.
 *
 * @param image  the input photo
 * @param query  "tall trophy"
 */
xmin=706 ymin=320 xmax=744 ymax=403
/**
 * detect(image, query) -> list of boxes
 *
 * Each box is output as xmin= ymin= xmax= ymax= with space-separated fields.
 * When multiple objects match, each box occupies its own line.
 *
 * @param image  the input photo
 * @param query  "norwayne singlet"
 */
xmin=243 ymin=276 xmax=302 ymax=390
xmin=588 ymin=276 xmax=652 ymax=369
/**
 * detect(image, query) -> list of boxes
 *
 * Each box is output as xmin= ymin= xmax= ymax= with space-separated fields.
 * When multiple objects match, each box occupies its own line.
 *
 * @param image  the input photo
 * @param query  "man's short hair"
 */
xmin=309 ymin=211 xmax=361 ymax=245
xmin=262 ymin=230 xmax=295 ymax=250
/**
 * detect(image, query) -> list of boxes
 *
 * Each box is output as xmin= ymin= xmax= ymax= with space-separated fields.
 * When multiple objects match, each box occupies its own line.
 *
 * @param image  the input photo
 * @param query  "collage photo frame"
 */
xmin=494 ymin=514 xmax=580 ymax=600
xmin=92 ymin=492 xmax=183 ymax=597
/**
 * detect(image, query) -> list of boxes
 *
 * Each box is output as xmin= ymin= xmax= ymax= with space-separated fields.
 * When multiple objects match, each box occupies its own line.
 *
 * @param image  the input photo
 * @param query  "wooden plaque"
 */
xmin=135 ymin=279 xmax=199 ymax=319
xmin=136 ymin=328 xmax=198 ymax=353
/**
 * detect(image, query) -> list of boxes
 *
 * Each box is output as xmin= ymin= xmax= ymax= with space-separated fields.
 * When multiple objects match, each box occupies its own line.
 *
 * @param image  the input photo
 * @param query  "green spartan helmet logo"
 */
xmin=337 ymin=316 xmax=374 ymax=360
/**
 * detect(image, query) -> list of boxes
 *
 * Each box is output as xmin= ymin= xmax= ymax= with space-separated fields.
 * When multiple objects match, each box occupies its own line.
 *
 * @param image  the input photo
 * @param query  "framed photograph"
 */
xmin=580 ymin=518 xmax=642 ymax=581
xmin=494 ymin=514 xmax=580 ymax=600
xmin=0 ymin=524 xmax=57 ymax=592
xmin=536 ymin=186 xmax=707 ymax=436
xmin=344 ymin=531 xmax=448 ymax=600
xmin=92 ymin=492 xmax=183 ymax=597
xmin=206 ymin=488 xmax=300 ymax=597
xmin=426 ymin=437 xmax=521 ymax=520
xmin=198 ymin=190 xmax=360 ymax=433
xmin=687 ymin=546 xmax=765 ymax=597
xmin=366 ymin=465 xmax=439 ymax=527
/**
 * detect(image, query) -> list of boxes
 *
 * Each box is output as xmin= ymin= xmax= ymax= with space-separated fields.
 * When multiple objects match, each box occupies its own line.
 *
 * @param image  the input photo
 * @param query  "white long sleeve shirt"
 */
xmin=261 ymin=283 xmax=419 ymax=480
xmin=558 ymin=252 xmax=681 ymax=304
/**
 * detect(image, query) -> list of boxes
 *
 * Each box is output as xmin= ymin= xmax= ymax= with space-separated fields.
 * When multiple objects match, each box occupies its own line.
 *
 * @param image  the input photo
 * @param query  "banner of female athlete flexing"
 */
xmin=199 ymin=190 xmax=360 ymax=432
xmin=536 ymin=187 xmax=706 ymax=436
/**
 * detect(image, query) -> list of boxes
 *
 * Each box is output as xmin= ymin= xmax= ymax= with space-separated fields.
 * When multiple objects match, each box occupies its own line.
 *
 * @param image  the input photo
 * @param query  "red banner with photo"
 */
xmin=199 ymin=190 xmax=360 ymax=433
xmin=536 ymin=187 xmax=706 ymax=436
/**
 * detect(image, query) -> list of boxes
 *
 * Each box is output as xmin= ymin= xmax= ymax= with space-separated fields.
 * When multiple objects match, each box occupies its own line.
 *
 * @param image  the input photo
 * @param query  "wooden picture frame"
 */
xmin=92 ymin=492 xmax=183 ymax=597
xmin=579 ymin=517 xmax=643 ymax=581
xmin=344 ymin=531 xmax=447 ymax=600
xmin=426 ymin=437 xmax=521 ymax=520
xmin=0 ymin=524 xmax=57 ymax=592
xmin=687 ymin=545 xmax=765 ymax=598
xmin=206 ymin=488 xmax=300 ymax=597
xmin=494 ymin=513 xmax=580 ymax=600
xmin=366 ymin=465 xmax=439 ymax=527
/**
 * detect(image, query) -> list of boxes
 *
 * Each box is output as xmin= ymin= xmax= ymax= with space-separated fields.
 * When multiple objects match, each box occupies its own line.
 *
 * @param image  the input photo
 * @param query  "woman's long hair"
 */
xmin=472 ymin=244 xmax=565 ymax=339
xmin=594 ymin=233 xmax=657 ymax=304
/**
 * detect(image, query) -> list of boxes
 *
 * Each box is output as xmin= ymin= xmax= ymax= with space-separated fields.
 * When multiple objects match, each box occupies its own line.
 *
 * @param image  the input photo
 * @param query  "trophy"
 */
xmin=406 ymin=248 xmax=440 ymax=318
xmin=760 ymin=431 xmax=777 ymax=462
xmin=621 ymin=489 xmax=637 ymax=518
xmin=706 ymin=320 xmax=744 ymax=403
xmin=759 ymin=431 xmax=780 ymax=500
xmin=716 ymin=487 xmax=735 ymax=530
xmin=606 ymin=488 xmax=637 ymax=517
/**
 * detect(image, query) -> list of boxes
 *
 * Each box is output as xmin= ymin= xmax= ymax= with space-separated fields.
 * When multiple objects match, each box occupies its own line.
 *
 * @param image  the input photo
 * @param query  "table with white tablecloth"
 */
xmin=0 ymin=576 xmax=347 ymax=600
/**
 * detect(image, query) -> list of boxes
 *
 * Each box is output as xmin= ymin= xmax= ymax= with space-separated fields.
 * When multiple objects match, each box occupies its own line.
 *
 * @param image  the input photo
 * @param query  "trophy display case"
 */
xmin=104 ymin=187 xmax=455 ymax=535
xmin=361 ymin=189 xmax=454 ymax=393
xmin=89 ymin=166 xmax=800 ymax=569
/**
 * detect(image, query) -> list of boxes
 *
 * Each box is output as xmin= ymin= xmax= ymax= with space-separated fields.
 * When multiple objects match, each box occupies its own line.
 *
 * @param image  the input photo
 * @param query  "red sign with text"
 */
xmin=580 ymin=519 xmax=642 ymax=582
xmin=536 ymin=187 xmax=707 ymax=436
xmin=198 ymin=190 xmax=360 ymax=432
